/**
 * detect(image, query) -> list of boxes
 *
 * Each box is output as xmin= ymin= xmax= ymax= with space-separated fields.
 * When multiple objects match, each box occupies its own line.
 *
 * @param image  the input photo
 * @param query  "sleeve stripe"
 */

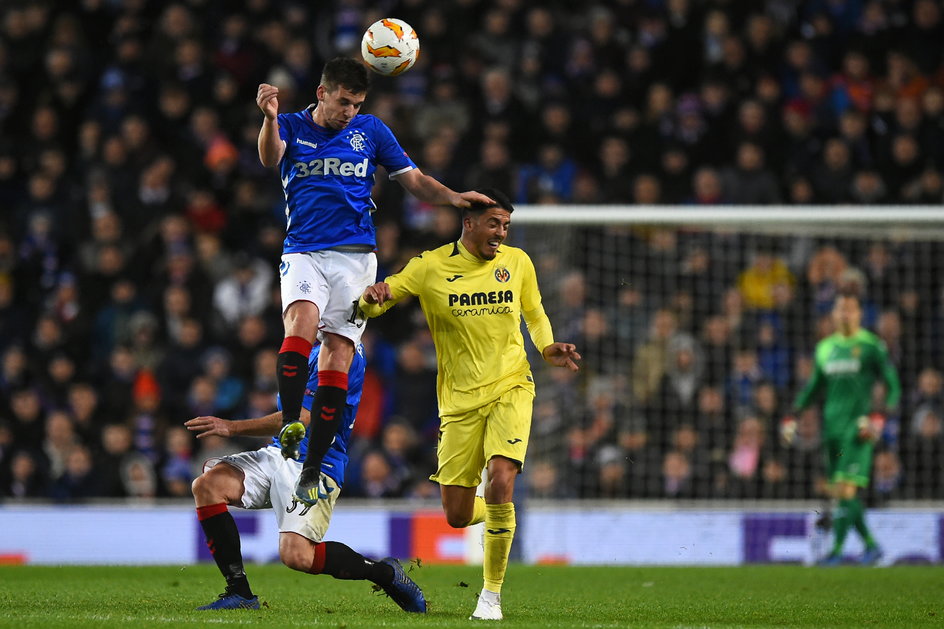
xmin=387 ymin=165 xmax=415 ymax=179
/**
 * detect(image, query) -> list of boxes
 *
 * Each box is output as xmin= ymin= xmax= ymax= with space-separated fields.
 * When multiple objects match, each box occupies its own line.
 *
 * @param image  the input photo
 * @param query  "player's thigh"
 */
xmin=204 ymin=449 xmax=277 ymax=509
xmin=835 ymin=439 xmax=874 ymax=487
xmin=431 ymin=408 xmax=488 ymax=488
xmin=271 ymin=458 xmax=340 ymax=542
xmin=280 ymin=252 xmax=331 ymax=317
xmin=822 ymin=438 xmax=843 ymax=481
xmin=483 ymin=386 xmax=534 ymax=470
xmin=317 ymin=251 xmax=376 ymax=345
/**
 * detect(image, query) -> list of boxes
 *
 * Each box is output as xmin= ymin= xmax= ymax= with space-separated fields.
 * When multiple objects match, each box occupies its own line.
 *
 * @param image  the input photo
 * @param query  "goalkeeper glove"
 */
xmin=780 ymin=415 xmax=798 ymax=445
xmin=857 ymin=412 xmax=885 ymax=442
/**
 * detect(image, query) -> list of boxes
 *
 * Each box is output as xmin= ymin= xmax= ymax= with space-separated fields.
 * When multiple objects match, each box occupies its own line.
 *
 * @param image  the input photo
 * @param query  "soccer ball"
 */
xmin=361 ymin=18 xmax=420 ymax=76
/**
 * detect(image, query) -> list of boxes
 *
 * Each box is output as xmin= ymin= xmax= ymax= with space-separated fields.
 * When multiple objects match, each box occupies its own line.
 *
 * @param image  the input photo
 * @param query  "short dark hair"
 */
xmin=835 ymin=290 xmax=861 ymax=304
xmin=462 ymin=188 xmax=515 ymax=219
xmin=320 ymin=57 xmax=370 ymax=93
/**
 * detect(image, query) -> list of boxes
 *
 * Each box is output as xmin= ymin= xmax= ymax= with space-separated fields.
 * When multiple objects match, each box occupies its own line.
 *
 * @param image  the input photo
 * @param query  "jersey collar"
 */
xmin=305 ymin=105 xmax=337 ymax=133
xmin=455 ymin=240 xmax=491 ymax=264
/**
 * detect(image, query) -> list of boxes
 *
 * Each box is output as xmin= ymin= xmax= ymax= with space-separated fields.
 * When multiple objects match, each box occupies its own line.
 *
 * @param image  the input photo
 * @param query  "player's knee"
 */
xmin=445 ymin=510 xmax=470 ymax=529
xmin=487 ymin=467 xmax=517 ymax=500
xmin=191 ymin=474 xmax=213 ymax=502
xmin=279 ymin=539 xmax=312 ymax=572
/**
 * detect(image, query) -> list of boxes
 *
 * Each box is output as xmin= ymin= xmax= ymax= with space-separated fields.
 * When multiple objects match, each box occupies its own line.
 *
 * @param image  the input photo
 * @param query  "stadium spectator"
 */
xmin=737 ymin=248 xmax=795 ymax=311
xmin=98 ymin=423 xmax=136 ymax=498
xmin=3 ymin=450 xmax=47 ymax=499
xmin=631 ymin=309 xmax=683 ymax=408
xmin=661 ymin=450 xmax=695 ymax=499
xmin=1 ymin=0 xmax=943 ymax=505
xmin=49 ymin=444 xmax=102 ymax=501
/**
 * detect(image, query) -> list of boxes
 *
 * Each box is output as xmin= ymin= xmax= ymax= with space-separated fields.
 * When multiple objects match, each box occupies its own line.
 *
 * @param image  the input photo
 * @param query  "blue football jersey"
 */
xmin=273 ymin=342 xmax=366 ymax=487
xmin=276 ymin=109 xmax=416 ymax=253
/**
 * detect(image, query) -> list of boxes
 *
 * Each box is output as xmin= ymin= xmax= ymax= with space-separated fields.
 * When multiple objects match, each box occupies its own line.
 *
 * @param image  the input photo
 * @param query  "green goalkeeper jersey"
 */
xmin=793 ymin=329 xmax=901 ymax=439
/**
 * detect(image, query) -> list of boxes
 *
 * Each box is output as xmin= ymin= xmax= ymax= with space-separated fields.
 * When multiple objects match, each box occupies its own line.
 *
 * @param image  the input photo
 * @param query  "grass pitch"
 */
xmin=0 ymin=563 xmax=941 ymax=628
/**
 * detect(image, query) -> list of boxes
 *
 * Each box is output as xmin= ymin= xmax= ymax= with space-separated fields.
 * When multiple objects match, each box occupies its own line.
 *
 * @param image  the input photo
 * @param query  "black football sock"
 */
xmin=301 ymin=371 xmax=347 ymax=472
xmin=277 ymin=336 xmax=312 ymax=424
xmin=309 ymin=541 xmax=394 ymax=584
xmin=197 ymin=504 xmax=253 ymax=598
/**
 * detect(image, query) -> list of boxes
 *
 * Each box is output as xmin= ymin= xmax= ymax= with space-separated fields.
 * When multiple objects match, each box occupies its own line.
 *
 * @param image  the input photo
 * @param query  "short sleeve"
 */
xmin=372 ymin=118 xmax=416 ymax=177
xmin=277 ymin=113 xmax=293 ymax=143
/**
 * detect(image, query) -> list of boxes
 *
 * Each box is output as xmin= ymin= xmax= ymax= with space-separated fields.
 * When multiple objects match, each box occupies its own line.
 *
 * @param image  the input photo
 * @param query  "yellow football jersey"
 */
xmin=359 ymin=240 xmax=555 ymax=415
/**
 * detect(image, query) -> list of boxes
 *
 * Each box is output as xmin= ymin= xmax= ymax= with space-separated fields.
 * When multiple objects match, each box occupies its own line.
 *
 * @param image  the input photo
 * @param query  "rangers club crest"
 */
xmin=494 ymin=267 xmax=510 ymax=283
xmin=349 ymin=132 xmax=365 ymax=151
xmin=298 ymin=281 xmax=312 ymax=294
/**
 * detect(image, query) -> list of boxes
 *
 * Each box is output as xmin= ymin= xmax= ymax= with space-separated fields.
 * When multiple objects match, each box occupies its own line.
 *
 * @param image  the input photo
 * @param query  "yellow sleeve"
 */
xmin=519 ymin=252 xmax=554 ymax=353
xmin=358 ymin=254 xmax=427 ymax=319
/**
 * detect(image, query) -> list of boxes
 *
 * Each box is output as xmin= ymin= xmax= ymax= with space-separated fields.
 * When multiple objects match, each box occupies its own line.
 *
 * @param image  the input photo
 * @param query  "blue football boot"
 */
xmin=379 ymin=557 xmax=427 ymax=613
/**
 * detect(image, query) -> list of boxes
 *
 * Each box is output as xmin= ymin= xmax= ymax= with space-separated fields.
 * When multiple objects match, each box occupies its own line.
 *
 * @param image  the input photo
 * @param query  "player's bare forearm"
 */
xmin=257 ymin=117 xmax=285 ymax=167
xmin=542 ymin=342 xmax=581 ymax=372
xmin=256 ymin=83 xmax=285 ymax=167
xmin=396 ymin=169 xmax=494 ymax=208
xmin=185 ymin=410 xmax=310 ymax=439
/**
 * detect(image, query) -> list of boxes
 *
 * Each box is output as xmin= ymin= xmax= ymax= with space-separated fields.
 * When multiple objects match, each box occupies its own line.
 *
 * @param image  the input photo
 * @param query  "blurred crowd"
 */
xmin=1 ymin=0 xmax=943 ymax=502
xmin=517 ymin=226 xmax=944 ymax=502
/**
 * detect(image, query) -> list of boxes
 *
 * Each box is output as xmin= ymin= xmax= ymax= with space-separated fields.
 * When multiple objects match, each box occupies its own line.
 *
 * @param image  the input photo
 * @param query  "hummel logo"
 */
xmin=446 ymin=274 xmax=463 ymax=282
xmin=487 ymin=528 xmax=511 ymax=535
xmin=296 ymin=138 xmax=318 ymax=149
xmin=507 ymin=438 xmax=522 ymax=444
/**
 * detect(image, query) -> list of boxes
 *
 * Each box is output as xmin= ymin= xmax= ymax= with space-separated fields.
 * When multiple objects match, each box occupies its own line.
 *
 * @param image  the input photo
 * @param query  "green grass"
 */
xmin=0 ymin=564 xmax=941 ymax=628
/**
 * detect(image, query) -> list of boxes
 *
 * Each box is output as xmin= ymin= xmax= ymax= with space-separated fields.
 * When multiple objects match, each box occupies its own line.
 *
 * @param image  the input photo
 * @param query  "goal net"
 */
xmin=509 ymin=205 xmax=943 ymax=507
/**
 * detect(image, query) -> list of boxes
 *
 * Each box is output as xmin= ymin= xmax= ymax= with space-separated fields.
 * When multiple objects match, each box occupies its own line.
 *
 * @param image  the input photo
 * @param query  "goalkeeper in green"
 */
xmin=782 ymin=293 xmax=901 ymax=565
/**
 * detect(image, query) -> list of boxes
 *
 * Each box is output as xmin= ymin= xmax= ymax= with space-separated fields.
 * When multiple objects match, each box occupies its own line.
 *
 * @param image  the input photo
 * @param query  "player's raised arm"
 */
xmin=256 ymin=83 xmax=286 ymax=167
xmin=394 ymin=167 xmax=494 ymax=208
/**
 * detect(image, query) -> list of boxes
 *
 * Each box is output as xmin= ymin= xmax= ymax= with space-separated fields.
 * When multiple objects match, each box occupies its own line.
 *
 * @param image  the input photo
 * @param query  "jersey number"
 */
xmin=348 ymin=300 xmax=364 ymax=328
xmin=295 ymin=160 xmax=323 ymax=177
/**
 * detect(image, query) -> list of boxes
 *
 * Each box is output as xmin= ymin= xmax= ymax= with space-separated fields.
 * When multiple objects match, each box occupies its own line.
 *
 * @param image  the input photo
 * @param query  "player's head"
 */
xmin=832 ymin=292 xmax=862 ymax=335
xmin=460 ymin=188 xmax=514 ymax=260
xmin=315 ymin=57 xmax=370 ymax=130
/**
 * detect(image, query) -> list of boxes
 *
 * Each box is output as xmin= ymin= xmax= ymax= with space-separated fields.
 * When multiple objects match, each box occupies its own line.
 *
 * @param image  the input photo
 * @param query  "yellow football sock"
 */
xmin=483 ymin=502 xmax=516 ymax=593
xmin=465 ymin=496 xmax=487 ymax=527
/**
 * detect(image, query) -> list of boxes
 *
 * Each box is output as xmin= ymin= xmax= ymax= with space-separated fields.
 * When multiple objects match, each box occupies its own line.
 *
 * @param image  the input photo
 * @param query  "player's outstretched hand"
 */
xmin=256 ymin=83 xmax=280 ymax=119
xmin=185 ymin=415 xmax=233 ymax=438
xmin=542 ymin=343 xmax=581 ymax=372
xmin=780 ymin=415 xmax=798 ymax=445
xmin=452 ymin=190 xmax=495 ymax=208
xmin=857 ymin=412 xmax=885 ymax=442
xmin=363 ymin=281 xmax=393 ymax=305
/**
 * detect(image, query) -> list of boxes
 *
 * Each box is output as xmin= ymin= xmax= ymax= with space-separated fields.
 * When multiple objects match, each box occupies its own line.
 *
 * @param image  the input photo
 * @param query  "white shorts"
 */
xmin=279 ymin=250 xmax=376 ymax=345
xmin=204 ymin=446 xmax=340 ymax=543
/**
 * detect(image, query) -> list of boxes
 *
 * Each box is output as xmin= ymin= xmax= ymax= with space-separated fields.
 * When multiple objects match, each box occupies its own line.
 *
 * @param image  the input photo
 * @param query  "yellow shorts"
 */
xmin=430 ymin=386 xmax=534 ymax=488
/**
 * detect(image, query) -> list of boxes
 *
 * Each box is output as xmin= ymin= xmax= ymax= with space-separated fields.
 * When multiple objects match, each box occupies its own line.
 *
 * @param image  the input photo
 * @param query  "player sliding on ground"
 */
xmin=185 ymin=343 xmax=425 ymax=613
xmin=358 ymin=188 xmax=580 ymax=620
xmin=782 ymin=292 xmax=900 ymax=566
